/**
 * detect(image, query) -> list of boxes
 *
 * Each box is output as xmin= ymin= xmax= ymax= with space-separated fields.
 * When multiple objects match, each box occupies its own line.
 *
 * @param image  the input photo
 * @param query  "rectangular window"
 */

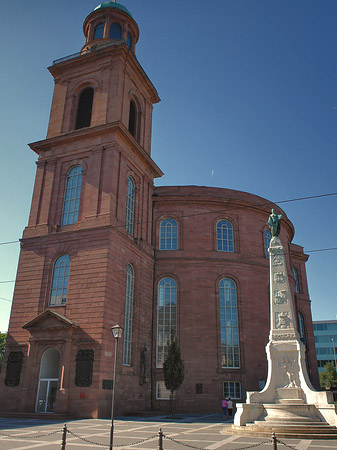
xmin=156 ymin=381 xmax=174 ymax=400
xmin=223 ymin=381 xmax=241 ymax=400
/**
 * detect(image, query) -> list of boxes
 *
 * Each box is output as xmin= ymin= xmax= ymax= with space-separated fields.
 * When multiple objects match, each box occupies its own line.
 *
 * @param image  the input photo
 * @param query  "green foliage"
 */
xmin=319 ymin=362 xmax=337 ymax=389
xmin=163 ymin=333 xmax=184 ymax=417
xmin=0 ymin=333 xmax=7 ymax=372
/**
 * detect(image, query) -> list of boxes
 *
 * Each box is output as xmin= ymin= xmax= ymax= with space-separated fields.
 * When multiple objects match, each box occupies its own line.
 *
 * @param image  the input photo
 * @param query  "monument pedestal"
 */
xmin=232 ymin=235 xmax=337 ymax=436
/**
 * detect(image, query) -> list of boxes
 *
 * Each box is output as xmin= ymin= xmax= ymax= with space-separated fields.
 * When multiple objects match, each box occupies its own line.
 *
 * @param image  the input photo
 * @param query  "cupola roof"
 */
xmin=94 ymin=2 xmax=132 ymax=17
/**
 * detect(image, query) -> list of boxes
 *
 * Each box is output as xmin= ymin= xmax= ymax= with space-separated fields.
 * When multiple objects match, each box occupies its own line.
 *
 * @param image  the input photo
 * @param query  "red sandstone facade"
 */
xmin=0 ymin=3 xmax=319 ymax=418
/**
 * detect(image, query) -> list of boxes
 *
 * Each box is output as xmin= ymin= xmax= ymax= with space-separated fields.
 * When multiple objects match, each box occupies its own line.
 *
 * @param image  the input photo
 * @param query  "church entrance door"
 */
xmin=35 ymin=348 xmax=60 ymax=413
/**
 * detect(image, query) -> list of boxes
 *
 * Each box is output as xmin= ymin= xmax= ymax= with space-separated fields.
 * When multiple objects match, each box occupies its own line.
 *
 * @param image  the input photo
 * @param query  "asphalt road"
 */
xmin=0 ymin=414 xmax=336 ymax=450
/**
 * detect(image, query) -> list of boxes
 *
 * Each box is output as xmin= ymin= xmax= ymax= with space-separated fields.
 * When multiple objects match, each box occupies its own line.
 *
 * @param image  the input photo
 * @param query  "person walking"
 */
xmin=222 ymin=398 xmax=228 ymax=419
xmin=227 ymin=398 xmax=234 ymax=419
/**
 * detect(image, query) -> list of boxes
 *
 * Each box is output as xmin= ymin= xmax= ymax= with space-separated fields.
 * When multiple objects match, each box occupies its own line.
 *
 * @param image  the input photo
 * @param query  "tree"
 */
xmin=0 ymin=333 xmax=7 ymax=373
xmin=163 ymin=333 xmax=184 ymax=418
xmin=319 ymin=362 xmax=337 ymax=389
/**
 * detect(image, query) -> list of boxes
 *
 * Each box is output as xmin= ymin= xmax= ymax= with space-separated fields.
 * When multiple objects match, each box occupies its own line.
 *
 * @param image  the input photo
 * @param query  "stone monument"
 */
xmin=233 ymin=210 xmax=337 ymax=435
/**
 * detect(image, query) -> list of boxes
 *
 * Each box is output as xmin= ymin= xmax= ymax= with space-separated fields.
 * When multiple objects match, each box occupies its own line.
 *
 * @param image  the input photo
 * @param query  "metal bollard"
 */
xmin=158 ymin=427 xmax=163 ymax=450
xmin=271 ymin=431 xmax=277 ymax=450
xmin=61 ymin=423 xmax=67 ymax=450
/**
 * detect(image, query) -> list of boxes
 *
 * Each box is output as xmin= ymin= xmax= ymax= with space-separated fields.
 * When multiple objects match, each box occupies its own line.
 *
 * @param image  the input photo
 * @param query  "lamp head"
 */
xmin=111 ymin=324 xmax=123 ymax=339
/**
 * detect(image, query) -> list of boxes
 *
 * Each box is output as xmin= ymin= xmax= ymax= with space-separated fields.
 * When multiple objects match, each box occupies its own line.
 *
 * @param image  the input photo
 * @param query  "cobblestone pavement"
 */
xmin=0 ymin=414 xmax=336 ymax=450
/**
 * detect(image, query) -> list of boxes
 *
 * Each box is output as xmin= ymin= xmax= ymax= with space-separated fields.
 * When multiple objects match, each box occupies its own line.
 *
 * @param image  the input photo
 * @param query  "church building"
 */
xmin=0 ymin=2 xmax=319 ymax=418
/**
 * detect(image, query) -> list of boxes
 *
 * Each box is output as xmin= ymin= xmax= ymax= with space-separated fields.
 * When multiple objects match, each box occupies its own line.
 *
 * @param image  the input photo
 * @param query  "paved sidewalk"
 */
xmin=0 ymin=414 xmax=336 ymax=449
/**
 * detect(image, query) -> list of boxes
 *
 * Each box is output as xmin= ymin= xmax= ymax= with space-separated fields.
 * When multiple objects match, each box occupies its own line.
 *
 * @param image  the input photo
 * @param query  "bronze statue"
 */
xmin=267 ymin=209 xmax=282 ymax=237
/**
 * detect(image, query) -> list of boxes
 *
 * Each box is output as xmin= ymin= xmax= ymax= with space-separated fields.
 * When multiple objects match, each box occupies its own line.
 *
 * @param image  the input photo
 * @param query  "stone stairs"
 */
xmin=231 ymin=414 xmax=337 ymax=439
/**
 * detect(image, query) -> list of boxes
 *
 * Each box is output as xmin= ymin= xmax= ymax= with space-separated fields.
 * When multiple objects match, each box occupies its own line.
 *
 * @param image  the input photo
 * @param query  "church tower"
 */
xmin=0 ymin=2 xmax=162 ymax=418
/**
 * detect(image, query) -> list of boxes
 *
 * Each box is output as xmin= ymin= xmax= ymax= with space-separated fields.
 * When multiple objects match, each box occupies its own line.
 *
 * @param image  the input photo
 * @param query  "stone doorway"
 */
xmin=35 ymin=348 xmax=60 ymax=413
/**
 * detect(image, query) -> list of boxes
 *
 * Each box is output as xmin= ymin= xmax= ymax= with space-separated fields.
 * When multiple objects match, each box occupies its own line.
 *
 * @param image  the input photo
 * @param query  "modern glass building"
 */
xmin=313 ymin=320 xmax=337 ymax=372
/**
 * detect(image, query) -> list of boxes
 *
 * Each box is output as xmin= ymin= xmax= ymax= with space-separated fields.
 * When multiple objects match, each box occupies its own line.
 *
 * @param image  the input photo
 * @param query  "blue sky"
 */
xmin=0 ymin=0 xmax=336 ymax=332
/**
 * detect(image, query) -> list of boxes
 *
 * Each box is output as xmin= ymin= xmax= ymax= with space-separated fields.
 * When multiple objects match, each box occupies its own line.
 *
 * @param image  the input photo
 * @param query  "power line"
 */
xmin=0 ymin=240 xmax=19 ymax=246
xmin=0 ymin=191 xmax=336 ymax=247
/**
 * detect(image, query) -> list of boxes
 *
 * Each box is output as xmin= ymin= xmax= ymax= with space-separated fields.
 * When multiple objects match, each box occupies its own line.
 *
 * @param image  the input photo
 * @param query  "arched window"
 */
xmin=128 ymin=100 xmax=137 ymax=138
xmin=292 ymin=267 xmax=300 ymax=293
xmin=93 ymin=22 xmax=104 ymax=39
xmin=298 ymin=312 xmax=306 ymax=340
xmin=216 ymin=220 xmax=234 ymax=252
xmin=61 ymin=166 xmax=83 ymax=226
xmin=125 ymin=177 xmax=135 ymax=236
xmin=264 ymin=229 xmax=272 ymax=258
xmin=110 ymin=23 xmax=122 ymax=40
xmin=157 ymin=278 xmax=177 ymax=367
xmin=126 ymin=31 xmax=132 ymax=48
xmin=160 ymin=218 xmax=178 ymax=250
xmin=219 ymin=278 xmax=240 ymax=368
xmin=75 ymin=87 xmax=94 ymax=130
xmin=123 ymin=264 xmax=135 ymax=366
xmin=49 ymin=255 xmax=70 ymax=306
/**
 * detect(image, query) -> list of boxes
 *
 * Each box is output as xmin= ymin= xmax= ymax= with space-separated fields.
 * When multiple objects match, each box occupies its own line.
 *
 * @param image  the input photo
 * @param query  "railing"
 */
xmin=52 ymin=40 xmax=126 ymax=65
xmin=0 ymin=424 xmax=299 ymax=450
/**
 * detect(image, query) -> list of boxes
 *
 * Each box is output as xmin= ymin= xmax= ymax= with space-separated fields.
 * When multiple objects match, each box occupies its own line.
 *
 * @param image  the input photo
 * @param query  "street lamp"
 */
xmin=332 ymin=337 xmax=337 ymax=371
xmin=110 ymin=324 xmax=123 ymax=450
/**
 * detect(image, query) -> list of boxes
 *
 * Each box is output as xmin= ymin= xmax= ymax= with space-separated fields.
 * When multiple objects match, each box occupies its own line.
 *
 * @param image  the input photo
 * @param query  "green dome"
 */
xmin=94 ymin=2 xmax=132 ymax=17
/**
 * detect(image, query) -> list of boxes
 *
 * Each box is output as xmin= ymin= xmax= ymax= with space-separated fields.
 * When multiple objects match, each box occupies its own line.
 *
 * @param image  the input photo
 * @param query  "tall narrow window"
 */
xmin=157 ymin=278 xmax=177 ymax=367
xmin=292 ymin=267 xmax=300 ymax=293
xmin=125 ymin=177 xmax=135 ymax=236
xmin=75 ymin=87 xmax=94 ymax=130
xmin=93 ymin=22 xmax=104 ymax=39
xmin=110 ymin=23 xmax=122 ymax=40
xmin=160 ymin=218 xmax=178 ymax=250
xmin=128 ymin=100 xmax=137 ymax=138
xmin=61 ymin=166 xmax=83 ymax=226
xmin=49 ymin=255 xmax=70 ymax=306
xmin=219 ymin=278 xmax=240 ymax=368
xmin=217 ymin=220 xmax=234 ymax=252
xmin=123 ymin=264 xmax=134 ymax=366
xmin=298 ymin=312 xmax=306 ymax=340
xmin=264 ymin=229 xmax=272 ymax=258
xmin=126 ymin=32 xmax=132 ymax=48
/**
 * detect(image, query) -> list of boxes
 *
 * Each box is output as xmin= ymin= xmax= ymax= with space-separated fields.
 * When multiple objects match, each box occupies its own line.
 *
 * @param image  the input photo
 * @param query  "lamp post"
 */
xmin=110 ymin=324 xmax=123 ymax=450
xmin=332 ymin=337 xmax=337 ymax=371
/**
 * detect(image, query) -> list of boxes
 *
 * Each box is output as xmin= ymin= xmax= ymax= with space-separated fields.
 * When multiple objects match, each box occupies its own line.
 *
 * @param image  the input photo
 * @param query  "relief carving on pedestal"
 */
xmin=274 ymin=290 xmax=288 ymax=305
xmin=278 ymin=358 xmax=298 ymax=388
xmin=275 ymin=311 xmax=291 ymax=329
xmin=274 ymin=272 xmax=286 ymax=283
xmin=272 ymin=254 xmax=283 ymax=266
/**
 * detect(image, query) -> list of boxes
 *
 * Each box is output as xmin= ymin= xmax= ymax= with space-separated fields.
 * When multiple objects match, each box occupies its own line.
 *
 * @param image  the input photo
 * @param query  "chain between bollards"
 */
xmin=158 ymin=427 xmax=163 ymax=450
xmin=61 ymin=423 xmax=67 ymax=450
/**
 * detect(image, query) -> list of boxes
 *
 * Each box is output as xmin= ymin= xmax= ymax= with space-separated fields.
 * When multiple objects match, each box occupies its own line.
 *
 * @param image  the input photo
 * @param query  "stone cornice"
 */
xmin=29 ymin=121 xmax=163 ymax=178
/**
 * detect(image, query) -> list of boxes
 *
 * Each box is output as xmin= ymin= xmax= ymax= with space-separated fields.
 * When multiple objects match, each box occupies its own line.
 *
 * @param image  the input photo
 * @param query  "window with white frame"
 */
xmin=264 ymin=229 xmax=272 ymax=258
xmin=159 ymin=218 xmax=178 ymax=250
xmin=216 ymin=220 xmax=234 ymax=252
xmin=219 ymin=278 xmax=240 ymax=368
xmin=49 ymin=255 xmax=70 ymax=306
xmin=223 ymin=381 xmax=241 ymax=399
xmin=122 ymin=264 xmax=134 ymax=366
xmin=156 ymin=381 xmax=175 ymax=400
xmin=156 ymin=278 xmax=177 ymax=367
xmin=61 ymin=166 xmax=83 ymax=226
xmin=125 ymin=177 xmax=135 ymax=236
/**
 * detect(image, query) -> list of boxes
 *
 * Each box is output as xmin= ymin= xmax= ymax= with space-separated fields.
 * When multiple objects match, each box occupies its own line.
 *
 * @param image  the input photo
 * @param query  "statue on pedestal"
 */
xmin=267 ymin=209 xmax=282 ymax=237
